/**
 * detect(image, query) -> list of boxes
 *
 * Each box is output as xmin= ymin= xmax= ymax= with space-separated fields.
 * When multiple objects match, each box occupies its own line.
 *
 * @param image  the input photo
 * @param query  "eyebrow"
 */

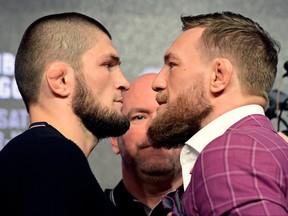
xmin=164 ymin=53 xmax=178 ymax=63
xmin=111 ymin=55 xmax=120 ymax=64
xmin=102 ymin=53 xmax=121 ymax=64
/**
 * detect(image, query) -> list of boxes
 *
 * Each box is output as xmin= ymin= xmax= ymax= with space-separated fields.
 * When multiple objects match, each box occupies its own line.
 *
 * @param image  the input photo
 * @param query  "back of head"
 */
xmin=181 ymin=11 xmax=280 ymax=102
xmin=15 ymin=12 xmax=111 ymax=112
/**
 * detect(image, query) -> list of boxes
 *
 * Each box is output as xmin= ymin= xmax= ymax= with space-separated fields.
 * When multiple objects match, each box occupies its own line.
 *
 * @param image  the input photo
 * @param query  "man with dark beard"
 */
xmin=106 ymin=72 xmax=183 ymax=216
xmin=148 ymin=12 xmax=288 ymax=215
xmin=0 ymin=12 xmax=129 ymax=216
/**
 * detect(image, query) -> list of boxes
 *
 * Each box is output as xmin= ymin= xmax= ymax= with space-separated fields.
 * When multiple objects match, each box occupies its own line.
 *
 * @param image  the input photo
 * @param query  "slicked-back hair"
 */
xmin=15 ymin=12 xmax=111 ymax=111
xmin=181 ymin=11 xmax=280 ymax=101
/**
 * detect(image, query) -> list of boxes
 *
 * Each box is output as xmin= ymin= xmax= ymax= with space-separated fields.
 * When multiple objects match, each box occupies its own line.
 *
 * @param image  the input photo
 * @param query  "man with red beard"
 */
xmin=0 ymin=12 xmax=130 ymax=216
xmin=106 ymin=72 xmax=183 ymax=216
xmin=148 ymin=11 xmax=288 ymax=215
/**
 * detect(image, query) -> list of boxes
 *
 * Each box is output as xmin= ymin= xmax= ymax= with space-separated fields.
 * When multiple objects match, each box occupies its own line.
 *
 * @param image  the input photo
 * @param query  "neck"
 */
xmin=29 ymin=106 xmax=98 ymax=157
xmin=203 ymin=95 xmax=267 ymax=128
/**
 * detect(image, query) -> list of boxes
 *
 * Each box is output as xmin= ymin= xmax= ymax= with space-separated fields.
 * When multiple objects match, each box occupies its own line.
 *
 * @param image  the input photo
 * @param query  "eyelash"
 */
xmin=130 ymin=115 xmax=145 ymax=121
xmin=105 ymin=62 xmax=113 ymax=68
xmin=104 ymin=61 xmax=121 ymax=68
xmin=168 ymin=62 xmax=176 ymax=69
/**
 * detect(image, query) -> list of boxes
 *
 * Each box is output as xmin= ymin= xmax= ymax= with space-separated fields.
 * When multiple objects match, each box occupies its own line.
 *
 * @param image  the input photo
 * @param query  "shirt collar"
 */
xmin=185 ymin=104 xmax=265 ymax=153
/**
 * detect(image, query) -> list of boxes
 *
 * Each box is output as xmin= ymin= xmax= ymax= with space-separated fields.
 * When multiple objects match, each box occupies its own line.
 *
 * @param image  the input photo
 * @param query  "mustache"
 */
xmin=155 ymin=92 xmax=168 ymax=104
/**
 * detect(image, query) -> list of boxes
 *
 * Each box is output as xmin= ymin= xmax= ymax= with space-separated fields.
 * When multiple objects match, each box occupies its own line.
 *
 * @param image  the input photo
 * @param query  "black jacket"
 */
xmin=105 ymin=180 xmax=184 ymax=216
xmin=0 ymin=122 xmax=118 ymax=216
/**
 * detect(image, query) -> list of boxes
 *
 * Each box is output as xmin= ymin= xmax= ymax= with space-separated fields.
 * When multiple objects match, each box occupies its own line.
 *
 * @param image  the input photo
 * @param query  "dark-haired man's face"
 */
xmin=72 ymin=34 xmax=130 ymax=139
xmin=72 ymin=74 xmax=130 ymax=139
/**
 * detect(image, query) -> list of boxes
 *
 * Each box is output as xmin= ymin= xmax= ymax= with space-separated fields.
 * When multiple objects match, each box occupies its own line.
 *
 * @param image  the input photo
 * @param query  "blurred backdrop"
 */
xmin=0 ymin=0 xmax=288 ymax=189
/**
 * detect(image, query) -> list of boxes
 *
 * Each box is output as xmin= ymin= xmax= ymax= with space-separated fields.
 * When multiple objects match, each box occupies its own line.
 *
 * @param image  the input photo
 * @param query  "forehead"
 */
xmin=131 ymin=74 xmax=156 ymax=88
xmin=122 ymin=75 xmax=158 ymax=110
xmin=83 ymin=33 xmax=119 ymax=60
xmin=165 ymin=27 xmax=204 ymax=57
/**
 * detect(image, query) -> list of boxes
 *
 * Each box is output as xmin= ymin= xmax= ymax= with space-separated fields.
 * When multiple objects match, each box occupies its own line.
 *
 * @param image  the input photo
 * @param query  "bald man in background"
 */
xmin=106 ymin=73 xmax=183 ymax=216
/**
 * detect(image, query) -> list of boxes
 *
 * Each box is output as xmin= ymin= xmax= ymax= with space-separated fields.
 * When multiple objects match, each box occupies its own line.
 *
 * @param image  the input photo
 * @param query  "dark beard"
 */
xmin=148 ymin=86 xmax=212 ymax=149
xmin=72 ymin=75 xmax=130 ymax=139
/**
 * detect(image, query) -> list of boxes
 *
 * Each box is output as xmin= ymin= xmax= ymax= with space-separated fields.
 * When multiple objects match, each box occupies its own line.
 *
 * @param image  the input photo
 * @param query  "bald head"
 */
xmin=121 ymin=73 xmax=158 ymax=116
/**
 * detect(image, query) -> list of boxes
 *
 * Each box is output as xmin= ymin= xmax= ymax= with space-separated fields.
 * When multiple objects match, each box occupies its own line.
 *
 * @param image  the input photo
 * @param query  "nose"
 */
xmin=117 ymin=70 xmax=130 ymax=92
xmin=152 ymin=67 xmax=166 ymax=92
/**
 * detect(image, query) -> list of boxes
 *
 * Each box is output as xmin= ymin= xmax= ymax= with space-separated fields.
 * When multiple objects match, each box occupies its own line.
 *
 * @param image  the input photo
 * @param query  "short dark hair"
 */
xmin=15 ymin=12 xmax=111 ymax=111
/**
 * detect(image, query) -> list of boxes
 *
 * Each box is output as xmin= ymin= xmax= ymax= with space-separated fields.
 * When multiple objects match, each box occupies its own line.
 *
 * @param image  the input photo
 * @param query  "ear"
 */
xmin=110 ymin=137 xmax=120 ymax=155
xmin=45 ymin=61 xmax=72 ymax=97
xmin=210 ymin=58 xmax=233 ymax=94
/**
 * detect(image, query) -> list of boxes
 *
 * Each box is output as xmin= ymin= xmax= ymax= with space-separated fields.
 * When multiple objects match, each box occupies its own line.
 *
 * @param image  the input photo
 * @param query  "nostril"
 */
xmin=153 ymin=87 xmax=162 ymax=92
xmin=119 ymin=86 xmax=128 ymax=92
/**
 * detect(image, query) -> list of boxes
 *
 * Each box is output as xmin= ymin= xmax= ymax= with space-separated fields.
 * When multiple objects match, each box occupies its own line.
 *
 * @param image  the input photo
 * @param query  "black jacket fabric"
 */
xmin=105 ymin=180 xmax=184 ymax=216
xmin=0 ymin=122 xmax=117 ymax=216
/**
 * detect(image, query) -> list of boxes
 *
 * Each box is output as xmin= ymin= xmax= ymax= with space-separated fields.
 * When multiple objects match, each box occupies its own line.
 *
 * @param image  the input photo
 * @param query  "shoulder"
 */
xmin=194 ymin=117 xmax=288 ymax=182
xmin=199 ymin=130 xmax=288 ymax=170
xmin=3 ymin=124 xmax=84 ymax=157
xmin=105 ymin=180 xmax=149 ymax=216
xmin=105 ymin=180 xmax=133 ymax=204
xmin=203 ymin=114 xmax=288 ymax=157
xmin=0 ymin=125 xmax=90 ymax=178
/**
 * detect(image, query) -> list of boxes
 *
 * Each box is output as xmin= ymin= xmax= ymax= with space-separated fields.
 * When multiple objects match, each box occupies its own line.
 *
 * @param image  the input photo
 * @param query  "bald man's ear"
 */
xmin=210 ymin=58 xmax=233 ymax=94
xmin=110 ymin=137 xmax=120 ymax=155
xmin=46 ymin=61 xmax=72 ymax=97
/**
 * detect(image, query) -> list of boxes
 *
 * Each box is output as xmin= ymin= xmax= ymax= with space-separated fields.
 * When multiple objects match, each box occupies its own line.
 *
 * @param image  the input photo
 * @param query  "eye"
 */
xmin=130 ymin=115 xmax=145 ymax=121
xmin=104 ymin=60 xmax=121 ymax=70
xmin=104 ymin=62 xmax=113 ymax=68
xmin=168 ymin=62 xmax=176 ymax=69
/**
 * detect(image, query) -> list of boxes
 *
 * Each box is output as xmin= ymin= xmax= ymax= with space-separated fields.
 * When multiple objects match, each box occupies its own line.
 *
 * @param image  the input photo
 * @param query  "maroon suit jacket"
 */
xmin=181 ymin=114 xmax=288 ymax=215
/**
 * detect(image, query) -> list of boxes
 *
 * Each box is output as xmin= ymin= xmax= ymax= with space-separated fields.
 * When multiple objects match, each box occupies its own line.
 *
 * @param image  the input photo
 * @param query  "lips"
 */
xmin=155 ymin=93 xmax=167 ymax=105
xmin=140 ymin=145 xmax=152 ymax=150
xmin=114 ymin=97 xmax=123 ymax=103
xmin=139 ymin=140 xmax=153 ymax=149
xmin=114 ymin=97 xmax=124 ymax=111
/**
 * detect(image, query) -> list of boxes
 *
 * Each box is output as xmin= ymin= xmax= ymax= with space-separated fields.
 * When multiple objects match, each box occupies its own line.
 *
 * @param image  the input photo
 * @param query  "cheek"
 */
xmin=121 ymin=125 xmax=147 ymax=146
xmin=86 ymin=76 xmax=114 ymax=100
xmin=169 ymin=69 xmax=195 ymax=90
xmin=170 ymin=80 xmax=189 ymax=93
xmin=92 ymin=88 xmax=115 ymax=108
xmin=168 ymin=77 xmax=200 ymax=103
xmin=124 ymin=124 xmax=145 ymax=138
